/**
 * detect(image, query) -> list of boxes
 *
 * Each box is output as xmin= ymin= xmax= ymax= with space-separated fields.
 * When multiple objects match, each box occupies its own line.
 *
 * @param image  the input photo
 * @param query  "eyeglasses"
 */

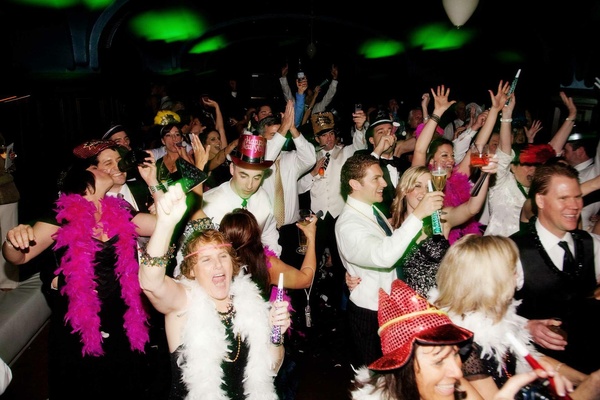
xmin=164 ymin=133 xmax=182 ymax=139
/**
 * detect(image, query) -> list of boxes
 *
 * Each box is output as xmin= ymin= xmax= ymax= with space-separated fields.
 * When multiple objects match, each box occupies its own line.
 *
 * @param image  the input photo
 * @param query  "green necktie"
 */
xmin=241 ymin=197 xmax=248 ymax=209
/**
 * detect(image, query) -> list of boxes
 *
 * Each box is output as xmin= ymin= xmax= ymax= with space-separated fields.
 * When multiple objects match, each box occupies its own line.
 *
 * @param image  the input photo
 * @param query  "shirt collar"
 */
xmin=535 ymin=219 xmax=573 ymax=248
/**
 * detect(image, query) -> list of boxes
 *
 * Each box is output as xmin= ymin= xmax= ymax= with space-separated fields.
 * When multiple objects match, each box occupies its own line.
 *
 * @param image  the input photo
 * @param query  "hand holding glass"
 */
xmin=470 ymin=143 xmax=490 ymax=168
xmin=296 ymin=209 xmax=312 ymax=255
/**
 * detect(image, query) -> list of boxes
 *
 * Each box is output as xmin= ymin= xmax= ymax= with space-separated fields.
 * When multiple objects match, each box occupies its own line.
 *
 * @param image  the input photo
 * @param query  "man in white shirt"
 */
xmin=297 ymin=110 xmax=368 ymax=312
xmin=335 ymin=153 xmax=443 ymax=366
xmin=257 ymin=108 xmax=316 ymax=263
xmin=200 ymin=134 xmax=282 ymax=256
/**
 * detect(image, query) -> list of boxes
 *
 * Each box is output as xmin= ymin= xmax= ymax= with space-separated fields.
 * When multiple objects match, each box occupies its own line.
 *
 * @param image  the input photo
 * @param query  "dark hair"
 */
xmin=57 ymin=158 xmax=95 ymax=196
xmin=568 ymin=138 xmax=598 ymax=160
xmin=219 ymin=209 xmax=270 ymax=299
xmin=340 ymin=153 xmax=380 ymax=199
xmin=529 ymin=162 xmax=579 ymax=215
xmin=352 ymin=349 xmax=420 ymax=400
xmin=256 ymin=115 xmax=281 ymax=136
xmin=426 ymin=137 xmax=453 ymax=165
xmin=160 ymin=123 xmax=181 ymax=138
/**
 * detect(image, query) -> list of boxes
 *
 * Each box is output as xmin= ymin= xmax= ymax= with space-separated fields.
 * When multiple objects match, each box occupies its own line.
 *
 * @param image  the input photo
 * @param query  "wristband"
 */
xmin=148 ymin=183 xmax=166 ymax=195
xmin=499 ymin=118 xmax=513 ymax=123
xmin=565 ymin=117 xmax=575 ymax=122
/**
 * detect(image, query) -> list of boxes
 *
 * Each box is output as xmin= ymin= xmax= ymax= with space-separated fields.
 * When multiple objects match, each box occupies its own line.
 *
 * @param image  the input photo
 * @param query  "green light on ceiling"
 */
xmin=189 ymin=35 xmax=227 ymax=54
xmin=410 ymin=23 xmax=474 ymax=50
xmin=130 ymin=8 xmax=206 ymax=43
xmin=493 ymin=51 xmax=524 ymax=63
xmin=8 ymin=0 xmax=110 ymax=8
xmin=359 ymin=39 xmax=405 ymax=59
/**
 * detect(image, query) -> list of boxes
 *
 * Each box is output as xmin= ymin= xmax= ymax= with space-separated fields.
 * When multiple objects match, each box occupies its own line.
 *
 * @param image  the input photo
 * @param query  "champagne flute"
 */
xmin=429 ymin=161 xmax=447 ymax=236
xmin=431 ymin=160 xmax=448 ymax=192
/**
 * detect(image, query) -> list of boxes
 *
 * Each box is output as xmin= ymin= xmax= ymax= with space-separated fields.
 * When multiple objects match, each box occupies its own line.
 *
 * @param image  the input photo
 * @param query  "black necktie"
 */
xmin=373 ymin=206 xmax=392 ymax=236
xmin=380 ymin=157 xmax=395 ymax=167
xmin=557 ymin=241 xmax=576 ymax=273
xmin=323 ymin=153 xmax=331 ymax=171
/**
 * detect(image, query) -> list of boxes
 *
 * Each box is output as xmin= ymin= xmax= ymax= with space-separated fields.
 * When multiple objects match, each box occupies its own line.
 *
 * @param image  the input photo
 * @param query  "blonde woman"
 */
xmin=432 ymin=235 xmax=597 ymax=400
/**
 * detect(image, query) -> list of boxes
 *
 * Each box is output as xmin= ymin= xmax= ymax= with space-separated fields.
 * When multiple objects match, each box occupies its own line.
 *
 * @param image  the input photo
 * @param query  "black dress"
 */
xmin=401 ymin=235 xmax=450 ymax=297
xmin=43 ymin=236 xmax=154 ymax=399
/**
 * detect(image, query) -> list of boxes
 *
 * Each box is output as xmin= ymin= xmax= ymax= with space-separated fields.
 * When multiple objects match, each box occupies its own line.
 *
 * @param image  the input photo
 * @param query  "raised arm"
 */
xmin=456 ymin=81 xmax=510 ymax=176
xmin=412 ymin=85 xmax=455 ymax=167
xmin=139 ymin=184 xmax=189 ymax=315
xmin=548 ymin=91 xmax=577 ymax=153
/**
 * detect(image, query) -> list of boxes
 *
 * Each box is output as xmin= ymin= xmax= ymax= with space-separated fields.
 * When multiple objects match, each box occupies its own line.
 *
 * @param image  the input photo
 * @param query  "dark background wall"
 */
xmin=1 ymin=0 xmax=599 ymax=223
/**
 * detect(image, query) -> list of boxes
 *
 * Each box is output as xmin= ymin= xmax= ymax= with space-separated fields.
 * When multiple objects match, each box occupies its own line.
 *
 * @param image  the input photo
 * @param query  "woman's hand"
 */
xmin=155 ymin=183 xmax=187 ymax=226
xmin=297 ymin=212 xmax=318 ymax=240
xmin=345 ymin=272 xmax=361 ymax=292
xmin=190 ymin=133 xmax=209 ymax=170
xmin=5 ymin=224 xmax=35 ymax=250
xmin=412 ymin=191 xmax=444 ymax=221
xmin=270 ymin=300 xmax=291 ymax=335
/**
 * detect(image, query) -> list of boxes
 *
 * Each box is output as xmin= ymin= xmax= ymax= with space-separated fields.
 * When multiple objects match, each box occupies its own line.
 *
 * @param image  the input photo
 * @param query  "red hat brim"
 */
xmin=368 ymin=324 xmax=472 ymax=371
xmin=230 ymin=156 xmax=273 ymax=170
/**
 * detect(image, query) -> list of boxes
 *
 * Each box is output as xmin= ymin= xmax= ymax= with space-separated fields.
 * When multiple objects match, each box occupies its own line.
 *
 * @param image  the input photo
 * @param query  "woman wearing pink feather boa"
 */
xmin=2 ymin=142 xmax=160 ymax=399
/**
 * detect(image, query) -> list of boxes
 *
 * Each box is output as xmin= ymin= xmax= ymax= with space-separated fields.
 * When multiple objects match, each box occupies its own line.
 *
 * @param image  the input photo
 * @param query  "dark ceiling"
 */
xmin=1 ymin=0 xmax=599 ymax=110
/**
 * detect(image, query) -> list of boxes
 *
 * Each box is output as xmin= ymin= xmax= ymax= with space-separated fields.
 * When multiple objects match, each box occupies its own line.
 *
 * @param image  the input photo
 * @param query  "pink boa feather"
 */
xmin=444 ymin=170 xmax=483 ymax=244
xmin=53 ymin=194 xmax=149 ymax=356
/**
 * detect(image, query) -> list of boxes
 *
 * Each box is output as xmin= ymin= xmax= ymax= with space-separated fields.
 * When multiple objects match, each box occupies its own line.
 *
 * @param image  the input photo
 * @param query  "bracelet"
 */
xmin=148 ymin=183 xmax=166 ymax=195
xmin=423 ymin=116 xmax=430 ymax=122
xmin=429 ymin=114 xmax=441 ymax=124
xmin=139 ymin=244 xmax=176 ymax=268
xmin=565 ymin=117 xmax=575 ymax=122
xmin=4 ymin=234 xmax=14 ymax=248
xmin=555 ymin=363 xmax=564 ymax=373
xmin=499 ymin=118 xmax=513 ymax=123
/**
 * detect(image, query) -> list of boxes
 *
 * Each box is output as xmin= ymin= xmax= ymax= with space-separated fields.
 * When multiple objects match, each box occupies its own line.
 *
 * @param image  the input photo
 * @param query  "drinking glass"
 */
xmin=470 ymin=143 xmax=490 ymax=168
xmin=296 ymin=209 xmax=311 ymax=255
xmin=430 ymin=160 xmax=448 ymax=192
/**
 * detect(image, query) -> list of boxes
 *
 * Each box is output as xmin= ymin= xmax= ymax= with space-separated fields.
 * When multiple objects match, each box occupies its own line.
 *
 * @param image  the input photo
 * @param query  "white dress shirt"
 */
xmin=574 ymin=157 xmax=600 ymax=231
xmin=107 ymin=184 xmax=139 ymax=211
xmin=484 ymin=148 xmax=525 ymax=237
xmin=202 ymin=180 xmax=282 ymax=256
xmin=335 ymin=196 xmax=423 ymax=311
xmin=261 ymin=134 xmax=316 ymax=225
xmin=298 ymin=127 xmax=367 ymax=218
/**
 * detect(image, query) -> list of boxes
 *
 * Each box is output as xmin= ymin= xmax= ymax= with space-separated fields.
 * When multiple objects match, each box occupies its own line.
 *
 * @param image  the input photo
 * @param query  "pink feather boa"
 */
xmin=53 ymin=194 xmax=149 ymax=356
xmin=444 ymin=170 xmax=483 ymax=244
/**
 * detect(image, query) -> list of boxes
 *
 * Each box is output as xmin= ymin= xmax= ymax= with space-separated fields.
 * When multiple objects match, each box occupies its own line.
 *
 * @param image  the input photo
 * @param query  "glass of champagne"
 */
xmin=296 ymin=209 xmax=312 ymax=255
xmin=431 ymin=160 xmax=447 ymax=192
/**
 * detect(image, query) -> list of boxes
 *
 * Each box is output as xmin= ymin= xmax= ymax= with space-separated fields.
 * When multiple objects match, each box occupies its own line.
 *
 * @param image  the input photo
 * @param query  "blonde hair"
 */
xmin=390 ymin=166 xmax=430 ymax=229
xmin=434 ymin=235 xmax=519 ymax=323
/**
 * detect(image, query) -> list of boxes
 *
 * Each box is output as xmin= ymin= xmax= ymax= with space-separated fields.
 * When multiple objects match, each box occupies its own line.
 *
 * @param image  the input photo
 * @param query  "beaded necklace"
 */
xmin=218 ymin=297 xmax=242 ymax=363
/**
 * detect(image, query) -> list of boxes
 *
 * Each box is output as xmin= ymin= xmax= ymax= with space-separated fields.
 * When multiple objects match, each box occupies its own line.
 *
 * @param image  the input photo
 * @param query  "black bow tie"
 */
xmin=380 ymin=158 xmax=395 ymax=167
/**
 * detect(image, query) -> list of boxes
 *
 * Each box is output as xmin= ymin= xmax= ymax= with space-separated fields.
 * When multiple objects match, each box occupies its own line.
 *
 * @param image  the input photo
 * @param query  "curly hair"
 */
xmin=180 ymin=229 xmax=240 ymax=280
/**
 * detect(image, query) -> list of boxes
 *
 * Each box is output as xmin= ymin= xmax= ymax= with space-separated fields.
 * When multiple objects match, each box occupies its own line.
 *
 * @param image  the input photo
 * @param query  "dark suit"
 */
xmin=511 ymin=220 xmax=600 ymax=373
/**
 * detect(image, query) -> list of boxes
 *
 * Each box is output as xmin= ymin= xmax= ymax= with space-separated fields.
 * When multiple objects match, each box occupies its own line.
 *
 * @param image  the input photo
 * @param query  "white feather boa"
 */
xmin=429 ymin=289 xmax=540 ymax=376
xmin=178 ymin=272 xmax=278 ymax=400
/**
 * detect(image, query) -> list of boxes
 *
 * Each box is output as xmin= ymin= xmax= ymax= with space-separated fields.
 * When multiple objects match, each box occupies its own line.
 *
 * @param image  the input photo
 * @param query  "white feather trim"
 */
xmin=178 ymin=273 xmax=278 ymax=399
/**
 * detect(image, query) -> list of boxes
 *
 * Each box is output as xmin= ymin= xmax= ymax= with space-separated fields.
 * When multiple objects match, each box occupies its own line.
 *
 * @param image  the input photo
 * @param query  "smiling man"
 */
xmin=335 ymin=153 xmax=442 ymax=367
xmin=86 ymin=140 xmax=160 ymax=213
xmin=511 ymin=162 xmax=600 ymax=374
